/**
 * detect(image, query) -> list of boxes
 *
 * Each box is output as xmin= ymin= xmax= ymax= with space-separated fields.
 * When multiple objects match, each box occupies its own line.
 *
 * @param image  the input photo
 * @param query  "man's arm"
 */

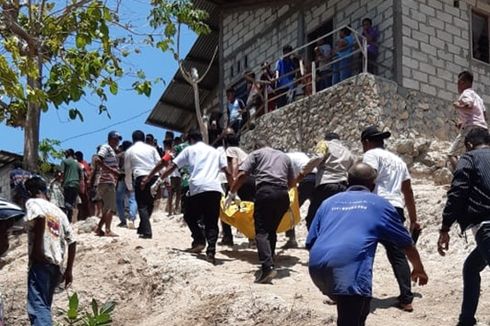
xmin=64 ymin=242 xmax=76 ymax=288
xmin=229 ymin=171 xmax=249 ymax=194
xmin=404 ymin=245 xmax=428 ymax=286
xmin=31 ymin=217 xmax=49 ymax=264
xmin=124 ymin=153 xmax=133 ymax=191
xmin=401 ymin=179 xmax=419 ymax=231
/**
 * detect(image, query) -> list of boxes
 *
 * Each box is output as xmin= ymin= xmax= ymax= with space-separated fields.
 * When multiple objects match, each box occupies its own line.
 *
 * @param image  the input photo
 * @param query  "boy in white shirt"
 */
xmin=24 ymin=176 xmax=77 ymax=326
xmin=448 ymin=71 xmax=488 ymax=170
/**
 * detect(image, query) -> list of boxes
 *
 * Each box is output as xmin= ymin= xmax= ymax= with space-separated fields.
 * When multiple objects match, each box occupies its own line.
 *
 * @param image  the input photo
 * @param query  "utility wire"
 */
xmin=60 ymin=109 xmax=152 ymax=143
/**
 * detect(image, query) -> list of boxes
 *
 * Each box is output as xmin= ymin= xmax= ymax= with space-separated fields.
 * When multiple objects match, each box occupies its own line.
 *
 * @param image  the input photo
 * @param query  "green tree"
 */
xmin=0 ymin=0 xmax=209 ymax=171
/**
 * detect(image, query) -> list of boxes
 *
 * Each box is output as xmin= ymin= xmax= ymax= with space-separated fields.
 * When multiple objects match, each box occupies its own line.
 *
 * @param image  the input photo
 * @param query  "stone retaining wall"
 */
xmin=241 ymin=73 xmax=460 ymax=153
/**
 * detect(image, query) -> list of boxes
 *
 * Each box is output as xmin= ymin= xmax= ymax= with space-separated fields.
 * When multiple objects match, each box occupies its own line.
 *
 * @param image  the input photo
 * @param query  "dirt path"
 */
xmin=1 ymin=181 xmax=490 ymax=325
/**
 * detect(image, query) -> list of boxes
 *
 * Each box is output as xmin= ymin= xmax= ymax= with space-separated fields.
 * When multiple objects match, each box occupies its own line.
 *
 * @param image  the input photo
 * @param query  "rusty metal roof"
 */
xmin=146 ymin=0 xmax=220 ymax=132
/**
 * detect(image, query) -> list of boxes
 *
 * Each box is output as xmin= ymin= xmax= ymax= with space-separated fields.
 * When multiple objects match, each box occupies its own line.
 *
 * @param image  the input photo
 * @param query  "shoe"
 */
xmin=248 ymin=239 xmax=256 ymax=249
xmin=254 ymin=268 xmax=277 ymax=284
xmin=282 ymin=239 xmax=298 ymax=249
xmin=186 ymin=243 xmax=205 ymax=253
xmin=117 ymin=222 xmax=127 ymax=228
xmin=397 ymin=302 xmax=414 ymax=312
xmin=206 ymin=253 xmax=216 ymax=265
xmin=218 ymin=238 xmax=234 ymax=247
xmin=138 ymin=234 xmax=152 ymax=239
xmin=127 ymin=221 xmax=136 ymax=230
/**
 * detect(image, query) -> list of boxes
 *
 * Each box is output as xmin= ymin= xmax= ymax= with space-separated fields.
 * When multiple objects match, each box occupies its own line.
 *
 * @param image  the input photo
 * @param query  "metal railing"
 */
xmin=211 ymin=24 xmax=396 ymax=145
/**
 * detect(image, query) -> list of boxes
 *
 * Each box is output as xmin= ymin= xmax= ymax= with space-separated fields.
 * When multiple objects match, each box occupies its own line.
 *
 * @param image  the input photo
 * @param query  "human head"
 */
xmin=174 ymin=137 xmax=183 ymax=146
xmin=261 ymin=61 xmax=270 ymax=72
xmin=464 ymin=127 xmax=490 ymax=151
xmin=325 ymin=132 xmax=340 ymax=141
xmin=226 ymin=87 xmax=236 ymax=102
xmin=362 ymin=18 xmax=373 ymax=30
xmin=145 ymin=133 xmax=155 ymax=146
xmin=347 ymin=162 xmax=377 ymax=191
xmin=120 ymin=140 xmax=132 ymax=152
xmin=282 ymin=45 xmax=293 ymax=55
xmin=224 ymin=133 xmax=240 ymax=148
xmin=25 ymin=176 xmax=48 ymax=199
xmin=65 ymin=148 xmax=75 ymax=158
xmin=340 ymin=27 xmax=351 ymax=37
xmin=360 ymin=125 xmax=391 ymax=152
xmin=75 ymin=151 xmax=83 ymax=162
xmin=187 ymin=129 xmax=203 ymax=144
xmin=163 ymin=139 xmax=173 ymax=150
xmin=132 ymin=130 xmax=145 ymax=143
xmin=253 ymin=139 xmax=269 ymax=150
xmin=457 ymin=71 xmax=473 ymax=94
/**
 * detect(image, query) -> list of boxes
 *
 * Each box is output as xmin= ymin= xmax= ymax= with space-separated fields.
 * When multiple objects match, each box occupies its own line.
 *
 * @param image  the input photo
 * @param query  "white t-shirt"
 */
xmin=173 ymin=142 xmax=227 ymax=196
xmin=226 ymin=146 xmax=248 ymax=166
xmin=124 ymin=141 xmax=161 ymax=191
xmin=216 ymin=146 xmax=228 ymax=184
xmin=25 ymin=198 xmax=76 ymax=267
xmin=458 ymin=88 xmax=487 ymax=129
xmin=362 ymin=148 xmax=410 ymax=208
xmin=286 ymin=152 xmax=310 ymax=178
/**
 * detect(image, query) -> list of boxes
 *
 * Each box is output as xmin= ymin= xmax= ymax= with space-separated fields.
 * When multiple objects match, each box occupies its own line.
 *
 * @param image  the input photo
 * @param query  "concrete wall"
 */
xmin=401 ymin=0 xmax=490 ymax=104
xmin=241 ymin=73 xmax=458 ymax=154
xmin=221 ymin=0 xmax=396 ymax=96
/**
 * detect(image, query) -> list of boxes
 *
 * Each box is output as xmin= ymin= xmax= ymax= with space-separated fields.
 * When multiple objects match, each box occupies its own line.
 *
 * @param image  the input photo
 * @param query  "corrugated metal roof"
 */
xmin=146 ymin=0 xmax=220 ymax=132
xmin=0 ymin=150 xmax=22 ymax=169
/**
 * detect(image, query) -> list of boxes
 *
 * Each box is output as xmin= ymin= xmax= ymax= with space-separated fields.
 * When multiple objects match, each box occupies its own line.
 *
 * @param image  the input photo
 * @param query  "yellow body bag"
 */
xmin=219 ymin=187 xmax=301 ymax=239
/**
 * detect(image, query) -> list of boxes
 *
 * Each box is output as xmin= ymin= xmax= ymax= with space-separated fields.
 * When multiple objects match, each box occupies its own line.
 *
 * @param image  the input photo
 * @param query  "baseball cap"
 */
xmin=108 ymin=130 xmax=122 ymax=140
xmin=360 ymin=126 xmax=391 ymax=141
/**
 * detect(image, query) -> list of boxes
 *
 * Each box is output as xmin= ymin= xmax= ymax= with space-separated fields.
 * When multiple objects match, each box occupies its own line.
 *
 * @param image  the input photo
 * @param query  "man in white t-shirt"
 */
xmin=361 ymin=126 xmax=420 ymax=312
xmin=144 ymin=130 xmax=228 ymax=264
xmin=24 ymin=176 xmax=77 ymax=326
xmin=448 ymin=71 xmax=488 ymax=170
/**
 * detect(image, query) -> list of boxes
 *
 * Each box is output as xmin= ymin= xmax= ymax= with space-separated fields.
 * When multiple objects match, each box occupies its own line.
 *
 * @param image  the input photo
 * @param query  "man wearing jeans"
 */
xmin=438 ymin=127 xmax=490 ymax=326
xmin=116 ymin=141 xmax=137 ymax=229
xmin=144 ymin=130 xmax=228 ymax=264
xmin=24 ymin=177 xmax=77 ymax=326
xmin=124 ymin=130 xmax=161 ymax=239
xmin=307 ymin=163 xmax=427 ymax=326
xmin=361 ymin=125 xmax=421 ymax=312
xmin=228 ymin=142 xmax=295 ymax=283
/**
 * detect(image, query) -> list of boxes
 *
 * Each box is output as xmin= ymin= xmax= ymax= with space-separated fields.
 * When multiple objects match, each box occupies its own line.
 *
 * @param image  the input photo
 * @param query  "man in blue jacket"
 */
xmin=307 ymin=163 xmax=428 ymax=326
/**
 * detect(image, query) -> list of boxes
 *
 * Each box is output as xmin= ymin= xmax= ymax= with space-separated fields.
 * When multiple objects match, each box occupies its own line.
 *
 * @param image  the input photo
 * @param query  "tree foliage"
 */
xmin=0 ymin=0 xmax=209 ymax=169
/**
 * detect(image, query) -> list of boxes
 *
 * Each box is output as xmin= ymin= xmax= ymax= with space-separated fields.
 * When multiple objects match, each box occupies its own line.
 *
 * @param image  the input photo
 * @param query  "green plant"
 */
xmin=58 ymin=292 xmax=116 ymax=326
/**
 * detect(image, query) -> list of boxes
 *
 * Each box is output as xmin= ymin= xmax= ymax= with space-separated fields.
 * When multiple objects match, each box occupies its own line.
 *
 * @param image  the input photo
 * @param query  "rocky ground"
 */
xmin=1 ymin=177 xmax=490 ymax=326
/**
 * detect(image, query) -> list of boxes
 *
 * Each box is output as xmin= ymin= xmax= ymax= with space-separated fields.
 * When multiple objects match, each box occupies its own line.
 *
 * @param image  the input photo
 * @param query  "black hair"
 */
xmin=283 ymin=45 xmax=293 ymax=55
xmin=121 ymin=141 xmax=132 ymax=151
xmin=465 ymin=127 xmax=490 ymax=147
xmin=75 ymin=151 xmax=83 ymax=161
xmin=25 ymin=176 xmax=48 ymax=197
xmin=458 ymin=71 xmax=473 ymax=84
xmin=225 ymin=134 xmax=240 ymax=147
xmin=163 ymin=139 xmax=173 ymax=149
xmin=341 ymin=27 xmax=351 ymax=35
xmin=362 ymin=18 xmax=372 ymax=25
xmin=65 ymin=149 xmax=75 ymax=157
xmin=187 ymin=129 xmax=203 ymax=142
xmin=226 ymin=87 xmax=235 ymax=95
xmin=146 ymin=133 xmax=155 ymax=141
xmin=365 ymin=137 xmax=384 ymax=148
xmin=325 ymin=132 xmax=340 ymax=141
xmin=132 ymin=130 xmax=145 ymax=143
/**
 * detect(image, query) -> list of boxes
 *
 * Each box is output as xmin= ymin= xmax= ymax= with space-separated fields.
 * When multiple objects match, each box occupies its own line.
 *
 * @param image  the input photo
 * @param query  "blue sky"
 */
xmin=0 ymin=2 xmax=196 ymax=162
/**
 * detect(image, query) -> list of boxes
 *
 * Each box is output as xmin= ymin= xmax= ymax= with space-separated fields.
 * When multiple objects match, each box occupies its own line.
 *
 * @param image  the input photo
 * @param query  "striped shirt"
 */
xmin=442 ymin=147 xmax=490 ymax=231
xmin=97 ymin=144 xmax=119 ymax=185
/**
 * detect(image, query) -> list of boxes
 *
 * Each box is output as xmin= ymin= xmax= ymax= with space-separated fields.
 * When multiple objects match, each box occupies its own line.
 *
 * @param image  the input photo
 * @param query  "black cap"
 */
xmin=108 ymin=130 xmax=122 ymax=140
xmin=361 ymin=126 xmax=391 ymax=141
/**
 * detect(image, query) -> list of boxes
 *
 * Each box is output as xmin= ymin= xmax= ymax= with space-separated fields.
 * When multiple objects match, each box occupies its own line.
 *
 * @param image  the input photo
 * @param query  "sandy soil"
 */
xmin=1 ymin=180 xmax=490 ymax=325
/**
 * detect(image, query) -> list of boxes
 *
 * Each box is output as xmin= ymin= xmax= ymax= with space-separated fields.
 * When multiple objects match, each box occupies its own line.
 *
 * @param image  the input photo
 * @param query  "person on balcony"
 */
xmin=275 ymin=45 xmax=297 ymax=108
xmin=226 ymin=87 xmax=246 ymax=135
xmin=361 ymin=18 xmax=379 ymax=74
xmin=260 ymin=62 xmax=276 ymax=113
xmin=315 ymin=38 xmax=333 ymax=91
xmin=332 ymin=27 xmax=354 ymax=85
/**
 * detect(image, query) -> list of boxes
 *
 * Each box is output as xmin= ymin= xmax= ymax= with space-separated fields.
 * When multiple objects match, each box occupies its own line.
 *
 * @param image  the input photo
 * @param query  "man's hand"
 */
xmin=411 ymin=268 xmax=428 ymax=286
xmin=410 ymin=221 xmax=421 ymax=232
xmin=224 ymin=192 xmax=239 ymax=209
xmin=140 ymin=176 xmax=149 ymax=190
xmin=437 ymin=231 xmax=450 ymax=256
xmin=64 ymin=269 xmax=73 ymax=288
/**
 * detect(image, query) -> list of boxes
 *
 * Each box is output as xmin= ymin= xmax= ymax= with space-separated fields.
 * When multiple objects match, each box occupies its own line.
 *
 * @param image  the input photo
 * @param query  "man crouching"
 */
xmin=306 ymin=163 xmax=428 ymax=326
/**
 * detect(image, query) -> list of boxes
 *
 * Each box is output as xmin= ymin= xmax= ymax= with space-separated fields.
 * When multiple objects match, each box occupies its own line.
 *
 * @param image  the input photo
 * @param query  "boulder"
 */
xmin=433 ymin=167 xmax=453 ymax=185
xmin=77 ymin=216 xmax=99 ymax=234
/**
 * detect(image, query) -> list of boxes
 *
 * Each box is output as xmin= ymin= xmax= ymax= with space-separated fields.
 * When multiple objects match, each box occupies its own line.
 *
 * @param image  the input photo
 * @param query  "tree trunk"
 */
xmin=23 ymin=75 xmax=42 ymax=172
xmin=192 ymin=82 xmax=209 ymax=144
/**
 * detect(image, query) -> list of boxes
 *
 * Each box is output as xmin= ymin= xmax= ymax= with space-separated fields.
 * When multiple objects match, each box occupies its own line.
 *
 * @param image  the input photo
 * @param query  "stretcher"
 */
xmin=220 ymin=187 xmax=301 ymax=239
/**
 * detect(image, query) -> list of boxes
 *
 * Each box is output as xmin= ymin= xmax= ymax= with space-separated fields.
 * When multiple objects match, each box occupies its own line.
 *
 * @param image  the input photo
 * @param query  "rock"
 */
xmin=77 ymin=216 xmax=99 ymax=234
xmin=420 ymin=151 xmax=447 ymax=168
xmin=410 ymin=162 xmax=433 ymax=176
xmin=394 ymin=139 xmax=415 ymax=155
xmin=433 ymin=168 xmax=453 ymax=185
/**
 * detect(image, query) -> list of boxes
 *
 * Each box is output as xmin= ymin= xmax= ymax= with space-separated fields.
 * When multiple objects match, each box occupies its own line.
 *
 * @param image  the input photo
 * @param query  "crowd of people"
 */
xmin=2 ymin=66 xmax=490 ymax=326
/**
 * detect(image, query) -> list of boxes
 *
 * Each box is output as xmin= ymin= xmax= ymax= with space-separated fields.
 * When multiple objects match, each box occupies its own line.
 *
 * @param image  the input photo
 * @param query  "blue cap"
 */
xmin=108 ymin=130 xmax=122 ymax=140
